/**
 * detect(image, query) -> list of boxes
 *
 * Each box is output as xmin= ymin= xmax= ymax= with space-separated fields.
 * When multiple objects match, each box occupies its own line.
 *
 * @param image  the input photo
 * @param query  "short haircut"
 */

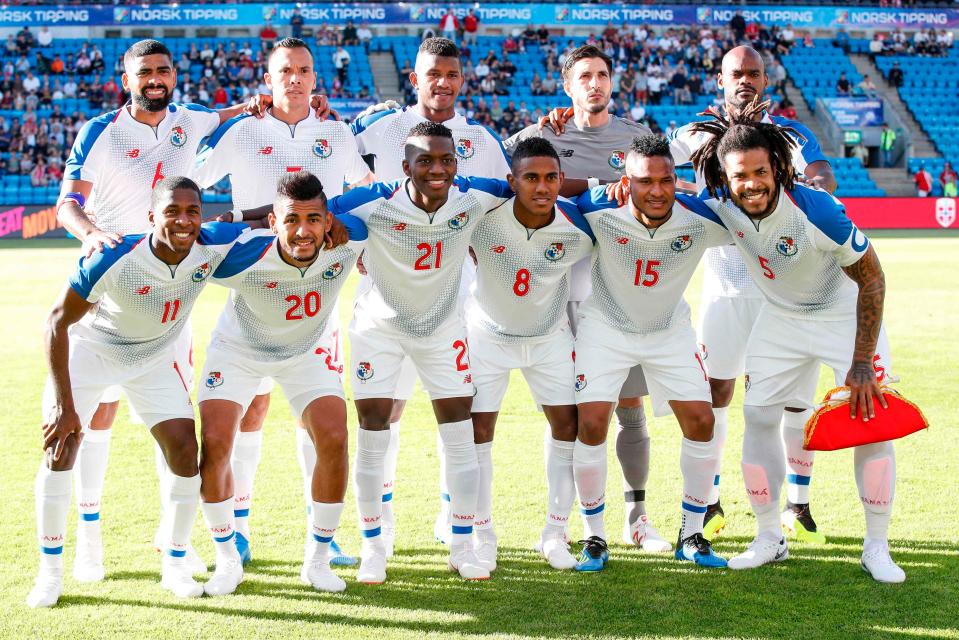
xmin=151 ymin=176 xmax=201 ymax=209
xmin=407 ymin=121 xmax=454 ymax=141
xmin=628 ymin=134 xmax=674 ymax=164
xmin=511 ymin=137 xmax=561 ymax=170
xmin=418 ymin=37 xmax=459 ymax=59
xmin=561 ymin=44 xmax=613 ymax=79
xmin=276 ymin=170 xmax=327 ymax=205
xmin=123 ymin=39 xmax=172 ymax=67
xmin=269 ymin=37 xmax=312 ymax=63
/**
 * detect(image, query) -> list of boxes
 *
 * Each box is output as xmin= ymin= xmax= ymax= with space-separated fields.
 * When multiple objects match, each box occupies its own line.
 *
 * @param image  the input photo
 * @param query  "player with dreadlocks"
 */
xmin=688 ymin=109 xmax=905 ymax=583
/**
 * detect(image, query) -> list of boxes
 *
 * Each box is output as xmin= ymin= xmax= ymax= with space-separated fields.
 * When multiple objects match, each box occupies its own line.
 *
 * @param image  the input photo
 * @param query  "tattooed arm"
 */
xmin=841 ymin=244 xmax=889 ymax=421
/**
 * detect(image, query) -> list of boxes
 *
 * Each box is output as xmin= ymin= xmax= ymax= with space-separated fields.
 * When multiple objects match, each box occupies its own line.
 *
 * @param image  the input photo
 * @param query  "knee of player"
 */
xmin=576 ymin=414 xmax=610 ymax=444
xmin=708 ymin=378 xmax=736 ymax=407
xmin=199 ymin=426 xmax=236 ymax=461
xmin=317 ymin=422 xmax=349 ymax=453
xmin=682 ymin=409 xmax=715 ymax=442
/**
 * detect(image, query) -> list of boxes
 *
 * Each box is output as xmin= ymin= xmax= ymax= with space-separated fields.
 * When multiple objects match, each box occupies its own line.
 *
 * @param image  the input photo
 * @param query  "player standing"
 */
xmin=28 ymin=178 xmax=247 ymax=607
xmin=194 ymin=37 xmax=371 ymax=565
xmin=690 ymin=107 xmax=903 ymax=582
xmin=327 ymin=122 xmax=511 ymax=582
xmin=571 ymin=135 xmax=731 ymax=571
xmin=196 ymin=172 xmax=364 ymax=596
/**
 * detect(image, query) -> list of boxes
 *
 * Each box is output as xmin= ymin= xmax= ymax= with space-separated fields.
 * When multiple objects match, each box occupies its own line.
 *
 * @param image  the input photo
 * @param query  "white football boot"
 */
xmin=357 ymin=545 xmax=388 ymax=585
xmin=304 ymin=559 xmax=347 ymax=593
xmin=161 ymin=558 xmax=204 ymax=598
xmin=26 ymin=569 xmax=63 ymax=608
xmin=861 ymin=539 xmax=906 ymax=583
xmin=449 ymin=545 xmax=490 ymax=580
xmin=539 ymin=536 xmax=578 ymax=570
xmin=728 ymin=532 xmax=789 ymax=570
xmin=204 ymin=556 xmax=244 ymax=596
xmin=73 ymin=524 xmax=105 ymax=583
xmin=474 ymin=531 xmax=497 ymax=573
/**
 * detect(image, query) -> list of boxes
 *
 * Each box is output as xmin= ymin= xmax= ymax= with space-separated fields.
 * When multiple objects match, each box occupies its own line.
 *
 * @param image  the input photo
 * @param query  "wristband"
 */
xmin=587 ymin=177 xmax=600 ymax=189
xmin=231 ymin=209 xmax=243 ymax=222
xmin=57 ymin=191 xmax=86 ymax=209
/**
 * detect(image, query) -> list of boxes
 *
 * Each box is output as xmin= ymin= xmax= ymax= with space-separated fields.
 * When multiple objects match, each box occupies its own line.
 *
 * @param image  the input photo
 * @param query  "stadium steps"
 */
xmin=782 ymin=79 xmax=835 ymax=155
xmin=866 ymin=167 xmax=916 ymax=197
xmin=849 ymin=53 xmax=939 ymax=159
xmin=370 ymin=51 xmax=404 ymax=103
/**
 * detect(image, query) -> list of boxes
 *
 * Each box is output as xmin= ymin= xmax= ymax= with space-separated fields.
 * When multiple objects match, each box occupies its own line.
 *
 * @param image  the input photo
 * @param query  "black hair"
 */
xmin=689 ymin=97 xmax=803 ymax=199
xmin=123 ymin=39 xmax=172 ymax=67
xmin=561 ymin=44 xmax=613 ymax=79
xmin=269 ymin=37 xmax=313 ymax=62
xmin=276 ymin=170 xmax=327 ymax=205
xmin=511 ymin=137 xmax=561 ymax=170
xmin=418 ymin=37 xmax=459 ymax=59
xmin=151 ymin=176 xmax=201 ymax=209
xmin=407 ymin=121 xmax=454 ymax=141
xmin=628 ymin=134 xmax=674 ymax=163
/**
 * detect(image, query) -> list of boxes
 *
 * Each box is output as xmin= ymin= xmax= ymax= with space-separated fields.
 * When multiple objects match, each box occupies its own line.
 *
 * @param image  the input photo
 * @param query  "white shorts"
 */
xmin=574 ymin=311 xmax=711 ymax=416
xmin=198 ymin=329 xmax=344 ymax=418
xmin=567 ymin=301 xmax=648 ymax=398
xmin=744 ymin=306 xmax=893 ymax=409
xmin=349 ymin=317 xmax=473 ymax=400
xmin=469 ymin=327 xmax=576 ymax=412
xmin=697 ymin=295 xmax=764 ymax=380
xmin=42 ymin=341 xmax=194 ymax=430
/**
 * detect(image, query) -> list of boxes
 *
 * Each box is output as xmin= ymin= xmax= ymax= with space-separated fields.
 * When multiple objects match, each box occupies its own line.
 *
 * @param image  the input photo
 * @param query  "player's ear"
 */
xmin=506 ymin=172 xmax=516 ymax=192
xmin=148 ymin=210 xmax=155 ymax=226
xmin=120 ymin=71 xmax=130 ymax=93
xmin=409 ymin=70 xmax=418 ymax=89
xmin=264 ymin=71 xmax=273 ymax=91
xmin=402 ymin=158 xmax=411 ymax=178
xmin=558 ymin=170 xmax=565 ymax=186
xmin=267 ymin=210 xmax=277 ymax=233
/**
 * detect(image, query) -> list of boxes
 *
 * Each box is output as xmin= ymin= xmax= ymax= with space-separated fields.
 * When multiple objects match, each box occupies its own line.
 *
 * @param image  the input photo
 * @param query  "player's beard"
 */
xmin=132 ymin=86 xmax=171 ymax=112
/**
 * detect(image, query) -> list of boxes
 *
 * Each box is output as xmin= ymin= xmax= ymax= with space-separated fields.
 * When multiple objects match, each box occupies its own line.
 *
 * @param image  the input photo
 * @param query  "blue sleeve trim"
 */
xmin=787 ymin=185 xmax=852 ymax=245
xmin=350 ymin=108 xmax=398 ymax=136
xmin=201 ymin=114 xmax=250 ymax=152
xmin=556 ymin=199 xmax=595 ymax=242
xmin=455 ymin=175 xmax=512 ymax=197
xmin=181 ymin=102 xmax=217 ymax=113
xmin=676 ymin=193 xmax=726 ymax=228
xmin=64 ymin=110 xmax=118 ymax=180
xmin=771 ymin=116 xmax=829 ymax=166
xmin=338 ymin=213 xmax=368 ymax=241
xmin=327 ymin=181 xmax=398 ymax=215
xmin=467 ymin=118 xmax=511 ymax=168
xmin=197 ymin=222 xmax=248 ymax=246
xmin=212 ymin=233 xmax=275 ymax=279
xmin=575 ymin=184 xmax=619 ymax=213
xmin=68 ymin=234 xmax=144 ymax=299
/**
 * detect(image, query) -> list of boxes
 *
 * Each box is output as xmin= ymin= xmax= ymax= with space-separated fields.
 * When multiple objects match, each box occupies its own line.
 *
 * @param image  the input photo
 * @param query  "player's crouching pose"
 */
xmin=690 ymin=106 xmax=903 ymax=582
xmin=571 ymin=135 xmax=732 ymax=571
xmin=466 ymin=138 xmax=594 ymax=570
xmin=328 ymin=122 xmax=511 ymax=582
xmin=197 ymin=172 xmax=364 ymax=595
xmin=29 ymin=178 xmax=248 ymax=607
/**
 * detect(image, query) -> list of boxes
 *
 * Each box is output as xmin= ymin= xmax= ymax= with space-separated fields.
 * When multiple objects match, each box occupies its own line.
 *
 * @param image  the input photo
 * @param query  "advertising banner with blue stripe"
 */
xmin=3 ymin=3 xmax=958 ymax=29
xmin=821 ymin=98 xmax=885 ymax=128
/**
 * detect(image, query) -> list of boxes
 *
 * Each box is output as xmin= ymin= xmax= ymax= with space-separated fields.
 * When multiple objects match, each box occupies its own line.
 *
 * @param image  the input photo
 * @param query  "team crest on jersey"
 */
xmin=776 ymin=236 xmax=798 ymax=256
xmin=323 ymin=262 xmax=344 ymax=279
xmin=574 ymin=374 xmax=587 ymax=391
xmin=313 ymin=138 xmax=333 ymax=158
xmin=170 ymin=126 xmax=187 ymax=148
xmin=205 ymin=371 xmax=223 ymax=389
xmin=455 ymin=138 xmax=475 ymax=159
xmin=448 ymin=212 xmax=470 ymax=229
xmin=356 ymin=362 xmax=374 ymax=380
xmin=191 ymin=262 xmax=211 ymax=282
xmin=544 ymin=242 xmax=565 ymax=261
xmin=608 ymin=150 xmax=626 ymax=171
xmin=671 ymin=235 xmax=692 ymax=252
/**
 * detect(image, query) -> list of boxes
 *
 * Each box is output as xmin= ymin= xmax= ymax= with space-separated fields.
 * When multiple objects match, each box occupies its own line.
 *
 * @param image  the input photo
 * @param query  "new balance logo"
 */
xmin=136 ymin=285 xmax=151 ymax=295
xmin=615 ymin=237 xmax=629 ymax=245
xmin=259 ymin=146 xmax=273 ymax=155
xmin=737 ymin=231 xmax=745 ymax=238
xmin=491 ymin=245 xmax=506 ymax=253
xmin=558 ymin=149 xmax=575 ymax=157
xmin=392 ymin=223 xmax=407 ymax=231
xmin=264 ymin=282 xmax=278 ymax=289
xmin=126 ymin=149 xmax=140 ymax=158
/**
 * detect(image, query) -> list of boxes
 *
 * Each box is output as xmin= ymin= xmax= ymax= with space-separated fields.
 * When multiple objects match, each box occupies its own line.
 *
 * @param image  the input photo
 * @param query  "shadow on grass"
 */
xmin=52 ymin=536 xmax=959 ymax=640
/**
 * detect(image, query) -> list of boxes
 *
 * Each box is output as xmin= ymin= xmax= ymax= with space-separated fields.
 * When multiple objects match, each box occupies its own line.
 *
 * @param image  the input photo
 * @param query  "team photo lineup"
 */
xmin=20 ymin=24 xmax=922 ymax=614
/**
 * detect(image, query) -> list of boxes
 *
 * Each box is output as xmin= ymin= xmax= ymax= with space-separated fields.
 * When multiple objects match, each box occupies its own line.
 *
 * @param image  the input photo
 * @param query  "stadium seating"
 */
xmin=830 ymin=156 xmax=885 ymax=198
xmin=780 ymin=39 xmax=864 ymax=110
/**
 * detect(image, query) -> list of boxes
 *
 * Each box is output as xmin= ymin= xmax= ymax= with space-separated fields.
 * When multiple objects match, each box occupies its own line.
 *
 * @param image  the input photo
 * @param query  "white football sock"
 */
xmin=382 ymin=421 xmax=400 ymax=526
xmin=231 ymin=430 xmax=263 ymax=539
xmin=544 ymin=435 xmax=575 ymax=538
xmin=437 ymin=430 xmax=450 ymax=519
xmin=166 ymin=473 xmax=200 ymax=560
xmin=36 ymin=465 xmax=71 ymax=572
xmin=438 ymin=419 xmax=479 ymax=549
xmin=855 ymin=441 xmax=896 ymax=541
xmin=355 ymin=428 xmax=390 ymax=550
xmin=708 ymin=407 xmax=729 ymax=504
xmin=573 ymin=439 xmax=607 ymax=541
xmin=742 ymin=405 xmax=787 ymax=536
xmin=75 ymin=429 xmax=110 ymax=533
xmin=782 ymin=409 xmax=814 ymax=504
xmin=202 ymin=498 xmax=239 ymax=561
xmin=475 ymin=442 xmax=494 ymax=532
xmin=311 ymin=502 xmax=345 ymax=562
xmin=680 ymin=437 xmax=719 ymax=539
xmin=614 ymin=406 xmax=650 ymax=524
xmin=295 ymin=427 xmax=316 ymax=539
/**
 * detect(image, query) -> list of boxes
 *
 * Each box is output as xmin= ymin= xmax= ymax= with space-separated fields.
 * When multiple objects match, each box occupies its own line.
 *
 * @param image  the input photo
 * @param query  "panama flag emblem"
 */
xmin=671 ymin=235 xmax=692 ymax=252
xmin=448 ymin=212 xmax=469 ymax=229
xmin=574 ymin=374 xmax=587 ymax=391
xmin=356 ymin=362 xmax=374 ymax=380
xmin=323 ymin=262 xmax=343 ymax=279
xmin=170 ymin=126 xmax=187 ymax=147
xmin=192 ymin=262 xmax=211 ymax=282
xmin=545 ymin=242 xmax=565 ymax=261
xmin=608 ymin=150 xmax=626 ymax=170
xmin=205 ymin=371 xmax=223 ymax=388
xmin=455 ymin=138 xmax=474 ymax=159
xmin=313 ymin=138 xmax=332 ymax=158
xmin=776 ymin=236 xmax=798 ymax=256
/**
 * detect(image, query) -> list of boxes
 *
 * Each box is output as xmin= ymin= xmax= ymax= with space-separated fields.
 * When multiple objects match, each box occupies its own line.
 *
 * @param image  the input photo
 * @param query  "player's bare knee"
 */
xmin=356 ymin=398 xmax=393 ymax=430
xmin=471 ymin=412 xmax=496 ymax=443
xmin=432 ymin=396 xmax=472 ymax=423
xmin=709 ymin=378 xmax=735 ymax=408
xmin=681 ymin=409 xmax=715 ymax=442
xmin=45 ymin=434 xmax=81 ymax=471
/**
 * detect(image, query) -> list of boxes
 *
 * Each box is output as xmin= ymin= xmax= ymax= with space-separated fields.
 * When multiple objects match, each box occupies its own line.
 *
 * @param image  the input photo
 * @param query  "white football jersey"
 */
xmin=67 ymin=222 xmax=248 ymax=364
xmin=64 ymin=103 xmax=221 ymax=235
xmin=467 ymin=197 xmax=594 ymax=343
xmin=575 ymin=187 xmax=730 ymax=335
xmin=668 ymin=112 xmax=829 ymax=299
xmin=328 ymin=176 xmax=512 ymax=337
xmin=704 ymin=184 xmax=868 ymax=319
xmin=209 ymin=219 xmax=366 ymax=362
xmin=194 ymin=111 xmax=369 ymax=209
xmin=351 ymin=106 xmax=511 ymax=182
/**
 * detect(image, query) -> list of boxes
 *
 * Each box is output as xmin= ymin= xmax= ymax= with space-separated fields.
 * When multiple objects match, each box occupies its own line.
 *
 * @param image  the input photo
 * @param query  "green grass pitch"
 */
xmin=0 ymin=234 xmax=957 ymax=640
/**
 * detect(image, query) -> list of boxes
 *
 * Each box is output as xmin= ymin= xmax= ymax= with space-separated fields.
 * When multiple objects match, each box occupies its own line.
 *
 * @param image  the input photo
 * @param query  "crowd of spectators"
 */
xmin=867 ymin=28 xmax=954 ymax=57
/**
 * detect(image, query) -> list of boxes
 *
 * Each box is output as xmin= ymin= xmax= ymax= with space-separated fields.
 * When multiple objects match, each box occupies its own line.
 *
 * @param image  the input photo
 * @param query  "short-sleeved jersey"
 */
xmin=209 ymin=218 xmax=367 ymax=361
xmin=351 ymin=107 xmax=511 ymax=182
xmin=65 ymin=103 xmax=221 ymax=235
xmin=328 ymin=176 xmax=512 ymax=337
xmin=67 ymin=222 xmax=248 ymax=364
xmin=194 ymin=111 xmax=369 ymax=210
xmin=466 ymin=197 xmax=594 ymax=343
xmin=669 ymin=112 xmax=829 ymax=299
xmin=703 ymin=184 xmax=868 ymax=319
xmin=575 ymin=187 xmax=730 ymax=335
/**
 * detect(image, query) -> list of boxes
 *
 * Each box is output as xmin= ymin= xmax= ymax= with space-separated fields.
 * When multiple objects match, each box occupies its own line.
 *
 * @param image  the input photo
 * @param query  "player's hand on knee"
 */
xmin=845 ymin=361 xmax=888 ymax=422
xmin=81 ymin=229 xmax=121 ymax=258
xmin=42 ymin=410 xmax=83 ymax=461
xmin=605 ymin=176 xmax=629 ymax=206
xmin=539 ymin=106 xmax=573 ymax=134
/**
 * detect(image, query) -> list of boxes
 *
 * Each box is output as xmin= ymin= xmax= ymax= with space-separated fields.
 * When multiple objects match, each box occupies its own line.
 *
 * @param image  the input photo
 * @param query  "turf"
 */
xmin=1 ymin=236 xmax=956 ymax=640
